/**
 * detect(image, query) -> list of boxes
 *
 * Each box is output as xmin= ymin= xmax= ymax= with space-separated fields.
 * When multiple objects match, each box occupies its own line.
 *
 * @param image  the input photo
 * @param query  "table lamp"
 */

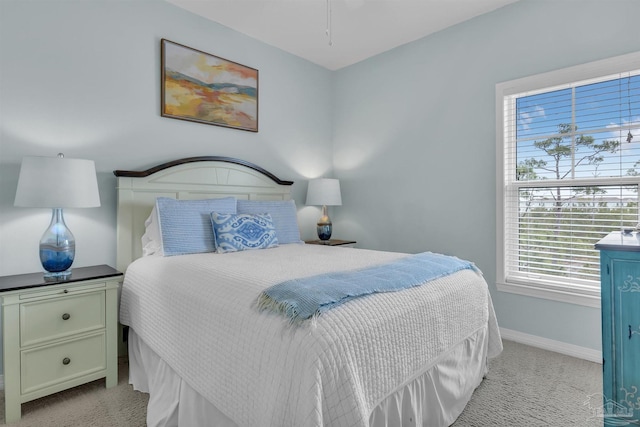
xmin=306 ymin=178 xmax=342 ymax=240
xmin=14 ymin=153 xmax=101 ymax=278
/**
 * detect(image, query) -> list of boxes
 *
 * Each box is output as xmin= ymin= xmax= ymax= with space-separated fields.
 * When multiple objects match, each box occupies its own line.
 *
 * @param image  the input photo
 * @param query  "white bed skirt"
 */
xmin=128 ymin=326 xmax=489 ymax=427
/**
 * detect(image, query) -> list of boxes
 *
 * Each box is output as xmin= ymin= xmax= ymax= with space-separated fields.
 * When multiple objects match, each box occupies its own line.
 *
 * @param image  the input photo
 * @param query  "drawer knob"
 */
xmin=62 ymin=313 xmax=71 ymax=320
xmin=62 ymin=357 xmax=71 ymax=365
xmin=63 ymin=289 xmax=69 ymax=294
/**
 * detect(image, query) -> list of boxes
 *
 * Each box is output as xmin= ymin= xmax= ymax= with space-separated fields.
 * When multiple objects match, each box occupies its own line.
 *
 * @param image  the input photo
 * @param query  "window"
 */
xmin=496 ymin=53 xmax=640 ymax=307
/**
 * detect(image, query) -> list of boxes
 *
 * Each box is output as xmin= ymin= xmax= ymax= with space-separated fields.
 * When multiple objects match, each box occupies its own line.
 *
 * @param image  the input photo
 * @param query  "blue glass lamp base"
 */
xmin=317 ymin=224 xmax=332 ymax=241
xmin=40 ymin=208 xmax=75 ymax=279
xmin=43 ymin=271 xmax=72 ymax=279
xmin=316 ymin=206 xmax=333 ymax=241
xmin=40 ymin=247 xmax=73 ymax=278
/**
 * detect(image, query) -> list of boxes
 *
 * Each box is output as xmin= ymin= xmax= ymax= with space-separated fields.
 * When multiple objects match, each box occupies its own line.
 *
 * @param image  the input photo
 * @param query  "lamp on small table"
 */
xmin=306 ymin=178 xmax=342 ymax=241
xmin=14 ymin=153 xmax=101 ymax=279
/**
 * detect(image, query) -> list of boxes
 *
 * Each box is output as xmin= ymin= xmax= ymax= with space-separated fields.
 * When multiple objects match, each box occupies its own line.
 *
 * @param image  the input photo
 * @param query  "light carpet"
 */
xmin=453 ymin=340 xmax=603 ymax=427
xmin=0 ymin=340 xmax=602 ymax=426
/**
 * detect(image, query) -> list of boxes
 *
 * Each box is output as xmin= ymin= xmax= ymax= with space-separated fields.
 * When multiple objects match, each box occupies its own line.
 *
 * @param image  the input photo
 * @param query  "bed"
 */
xmin=114 ymin=156 xmax=502 ymax=427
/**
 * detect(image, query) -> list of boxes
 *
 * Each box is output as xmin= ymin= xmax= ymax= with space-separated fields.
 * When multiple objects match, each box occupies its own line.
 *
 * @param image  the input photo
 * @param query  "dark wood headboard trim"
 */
xmin=113 ymin=156 xmax=294 ymax=186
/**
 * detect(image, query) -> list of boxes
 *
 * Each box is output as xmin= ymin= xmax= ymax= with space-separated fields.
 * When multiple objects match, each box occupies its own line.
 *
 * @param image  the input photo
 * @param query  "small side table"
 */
xmin=0 ymin=265 xmax=122 ymax=423
xmin=305 ymin=239 xmax=357 ymax=248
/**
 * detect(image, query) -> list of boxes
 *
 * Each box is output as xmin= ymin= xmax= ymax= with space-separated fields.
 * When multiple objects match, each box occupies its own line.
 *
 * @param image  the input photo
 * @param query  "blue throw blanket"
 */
xmin=256 ymin=252 xmax=479 ymax=324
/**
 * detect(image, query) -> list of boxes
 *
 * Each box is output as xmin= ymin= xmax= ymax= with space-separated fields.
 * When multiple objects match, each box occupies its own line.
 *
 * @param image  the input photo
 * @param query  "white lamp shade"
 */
xmin=14 ymin=155 xmax=101 ymax=208
xmin=306 ymin=178 xmax=342 ymax=206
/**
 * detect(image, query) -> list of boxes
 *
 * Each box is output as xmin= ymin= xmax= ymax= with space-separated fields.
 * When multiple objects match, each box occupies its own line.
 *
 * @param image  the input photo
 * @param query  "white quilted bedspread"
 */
xmin=120 ymin=245 xmax=502 ymax=427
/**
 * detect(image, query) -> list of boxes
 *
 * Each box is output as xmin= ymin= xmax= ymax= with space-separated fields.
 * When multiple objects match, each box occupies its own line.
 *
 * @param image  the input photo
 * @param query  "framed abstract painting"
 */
xmin=161 ymin=39 xmax=259 ymax=132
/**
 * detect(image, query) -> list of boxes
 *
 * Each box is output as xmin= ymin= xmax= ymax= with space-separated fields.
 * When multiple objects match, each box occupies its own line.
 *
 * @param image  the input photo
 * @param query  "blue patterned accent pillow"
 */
xmin=236 ymin=199 xmax=302 ymax=244
xmin=156 ymin=197 xmax=237 ymax=256
xmin=211 ymin=212 xmax=279 ymax=253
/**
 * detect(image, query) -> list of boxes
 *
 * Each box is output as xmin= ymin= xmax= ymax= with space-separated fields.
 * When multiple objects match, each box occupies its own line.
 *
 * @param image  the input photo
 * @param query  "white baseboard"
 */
xmin=500 ymin=327 xmax=602 ymax=364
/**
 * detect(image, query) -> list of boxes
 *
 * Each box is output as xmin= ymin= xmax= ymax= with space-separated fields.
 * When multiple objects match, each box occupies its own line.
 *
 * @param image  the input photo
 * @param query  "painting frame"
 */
xmin=161 ymin=39 xmax=259 ymax=132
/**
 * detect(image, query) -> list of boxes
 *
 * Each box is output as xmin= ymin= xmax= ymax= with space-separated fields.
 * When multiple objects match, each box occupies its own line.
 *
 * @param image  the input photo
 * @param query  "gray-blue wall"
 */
xmin=0 ymin=0 xmax=333 ymax=277
xmin=332 ymin=0 xmax=640 ymax=351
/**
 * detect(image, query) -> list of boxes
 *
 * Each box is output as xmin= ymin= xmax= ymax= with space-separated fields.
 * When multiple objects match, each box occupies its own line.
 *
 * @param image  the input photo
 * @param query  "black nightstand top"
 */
xmin=0 ymin=265 xmax=122 ymax=293
xmin=305 ymin=239 xmax=357 ymax=247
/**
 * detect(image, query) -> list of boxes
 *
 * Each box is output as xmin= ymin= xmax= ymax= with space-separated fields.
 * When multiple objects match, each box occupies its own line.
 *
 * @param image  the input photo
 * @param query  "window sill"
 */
xmin=497 ymin=281 xmax=600 ymax=308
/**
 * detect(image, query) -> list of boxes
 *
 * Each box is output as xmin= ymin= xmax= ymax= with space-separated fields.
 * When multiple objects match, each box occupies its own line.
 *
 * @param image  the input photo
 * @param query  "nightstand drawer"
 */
xmin=20 ymin=291 xmax=105 ymax=347
xmin=18 ymin=281 xmax=106 ymax=300
xmin=21 ymin=332 xmax=106 ymax=395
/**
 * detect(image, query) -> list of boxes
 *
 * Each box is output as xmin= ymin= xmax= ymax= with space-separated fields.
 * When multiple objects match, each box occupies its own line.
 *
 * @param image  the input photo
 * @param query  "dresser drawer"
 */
xmin=21 ymin=332 xmax=106 ymax=395
xmin=20 ymin=291 xmax=105 ymax=347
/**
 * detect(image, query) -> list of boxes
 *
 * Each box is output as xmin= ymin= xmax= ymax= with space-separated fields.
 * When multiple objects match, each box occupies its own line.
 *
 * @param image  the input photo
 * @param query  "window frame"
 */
xmin=496 ymin=51 xmax=640 ymax=308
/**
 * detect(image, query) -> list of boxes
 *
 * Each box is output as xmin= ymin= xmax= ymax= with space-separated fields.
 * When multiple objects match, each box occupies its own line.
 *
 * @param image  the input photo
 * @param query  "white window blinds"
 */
xmin=498 ymin=57 xmax=640 ymax=304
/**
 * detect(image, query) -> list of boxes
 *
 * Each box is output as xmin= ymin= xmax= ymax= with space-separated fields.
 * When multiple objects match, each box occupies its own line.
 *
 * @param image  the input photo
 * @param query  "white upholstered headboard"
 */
xmin=114 ymin=156 xmax=294 ymax=272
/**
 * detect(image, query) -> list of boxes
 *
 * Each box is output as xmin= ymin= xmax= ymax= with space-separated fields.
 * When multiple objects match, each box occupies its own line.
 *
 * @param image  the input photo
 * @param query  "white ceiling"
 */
xmin=167 ymin=0 xmax=518 ymax=70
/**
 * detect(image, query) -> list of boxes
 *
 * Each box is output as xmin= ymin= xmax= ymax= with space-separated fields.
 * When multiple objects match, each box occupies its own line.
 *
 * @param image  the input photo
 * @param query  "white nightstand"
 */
xmin=0 ymin=265 xmax=121 ymax=423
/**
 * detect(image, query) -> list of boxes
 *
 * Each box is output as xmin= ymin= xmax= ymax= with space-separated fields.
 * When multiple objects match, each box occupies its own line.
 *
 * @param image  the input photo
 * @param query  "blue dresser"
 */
xmin=596 ymin=231 xmax=640 ymax=425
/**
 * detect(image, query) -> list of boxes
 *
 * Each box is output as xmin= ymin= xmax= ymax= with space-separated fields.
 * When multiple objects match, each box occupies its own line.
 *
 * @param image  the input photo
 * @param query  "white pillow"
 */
xmin=141 ymin=206 xmax=163 ymax=256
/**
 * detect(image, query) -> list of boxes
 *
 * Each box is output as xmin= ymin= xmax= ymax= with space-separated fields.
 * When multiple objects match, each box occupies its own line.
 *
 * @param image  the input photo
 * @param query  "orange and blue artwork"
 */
xmin=161 ymin=39 xmax=258 ymax=132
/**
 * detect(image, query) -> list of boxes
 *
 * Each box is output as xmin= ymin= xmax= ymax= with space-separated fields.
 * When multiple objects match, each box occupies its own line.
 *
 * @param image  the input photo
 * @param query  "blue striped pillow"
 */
xmin=156 ymin=197 xmax=237 ymax=256
xmin=211 ymin=212 xmax=278 ymax=253
xmin=236 ymin=199 xmax=302 ymax=244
